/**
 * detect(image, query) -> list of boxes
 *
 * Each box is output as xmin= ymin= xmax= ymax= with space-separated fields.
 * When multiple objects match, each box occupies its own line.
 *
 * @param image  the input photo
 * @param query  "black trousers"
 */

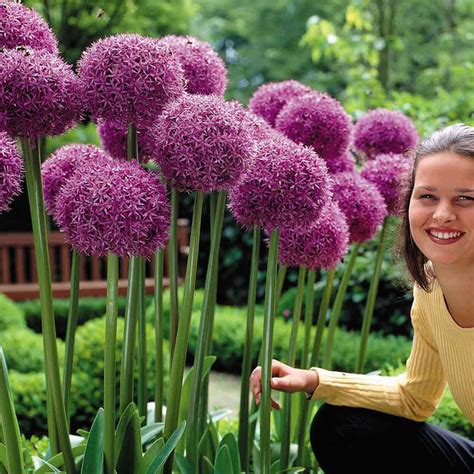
xmin=310 ymin=403 xmax=474 ymax=474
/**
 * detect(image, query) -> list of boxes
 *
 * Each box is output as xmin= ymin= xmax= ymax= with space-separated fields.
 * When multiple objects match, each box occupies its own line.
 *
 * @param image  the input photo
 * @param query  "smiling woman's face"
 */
xmin=408 ymin=151 xmax=474 ymax=267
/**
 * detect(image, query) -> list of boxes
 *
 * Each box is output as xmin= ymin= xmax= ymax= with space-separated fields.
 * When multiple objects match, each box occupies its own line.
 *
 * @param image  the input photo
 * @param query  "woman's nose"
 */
xmin=432 ymin=201 xmax=456 ymax=223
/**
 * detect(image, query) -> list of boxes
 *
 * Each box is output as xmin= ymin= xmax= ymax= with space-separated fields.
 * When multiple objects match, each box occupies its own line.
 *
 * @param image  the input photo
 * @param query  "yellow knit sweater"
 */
xmin=309 ymin=279 xmax=474 ymax=424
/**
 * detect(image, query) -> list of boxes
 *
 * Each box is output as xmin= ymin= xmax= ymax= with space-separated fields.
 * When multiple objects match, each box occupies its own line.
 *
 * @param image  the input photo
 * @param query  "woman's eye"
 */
xmin=458 ymin=196 xmax=474 ymax=201
xmin=420 ymin=194 xmax=435 ymax=199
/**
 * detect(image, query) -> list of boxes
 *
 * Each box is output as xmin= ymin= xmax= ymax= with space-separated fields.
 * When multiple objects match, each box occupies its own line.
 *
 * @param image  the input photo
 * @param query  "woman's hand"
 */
xmin=249 ymin=359 xmax=319 ymax=410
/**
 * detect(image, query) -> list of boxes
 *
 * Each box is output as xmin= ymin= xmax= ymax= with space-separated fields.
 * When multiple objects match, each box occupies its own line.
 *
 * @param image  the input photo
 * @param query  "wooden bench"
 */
xmin=0 ymin=220 xmax=189 ymax=300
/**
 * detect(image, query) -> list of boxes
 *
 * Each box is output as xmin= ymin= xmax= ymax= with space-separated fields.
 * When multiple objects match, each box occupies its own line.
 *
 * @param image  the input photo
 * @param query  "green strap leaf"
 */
xmin=174 ymin=452 xmax=193 ymax=474
xmin=140 ymin=422 xmax=164 ymax=447
xmin=114 ymin=402 xmax=137 ymax=466
xmin=137 ymin=437 xmax=164 ymax=474
xmin=81 ymin=408 xmax=104 ymax=474
xmin=116 ymin=406 xmax=142 ymax=474
xmin=213 ymin=445 xmax=231 ymax=474
xmin=34 ymin=445 xmax=86 ymax=473
xmin=217 ymin=433 xmax=241 ymax=474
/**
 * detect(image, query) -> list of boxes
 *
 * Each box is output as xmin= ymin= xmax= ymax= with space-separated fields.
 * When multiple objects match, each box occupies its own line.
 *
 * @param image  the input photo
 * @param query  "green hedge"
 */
xmin=0 ymin=293 xmax=26 ymax=332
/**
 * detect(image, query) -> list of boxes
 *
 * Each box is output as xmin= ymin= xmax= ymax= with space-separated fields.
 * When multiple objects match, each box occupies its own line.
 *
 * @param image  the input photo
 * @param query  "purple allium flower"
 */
xmin=228 ymin=137 xmax=332 ymax=231
xmin=0 ymin=48 xmax=83 ymax=140
xmin=1 ymin=1 xmax=59 ymax=54
xmin=275 ymin=92 xmax=352 ymax=163
xmin=96 ymin=120 xmax=153 ymax=163
xmin=248 ymin=80 xmax=313 ymax=127
xmin=78 ymin=34 xmax=185 ymax=127
xmin=360 ymin=153 xmax=412 ymax=216
xmin=55 ymin=159 xmax=170 ymax=258
xmin=42 ymin=144 xmax=111 ymax=217
xmin=151 ymin=94 xmax=253 ymax=193
xmin=332 ymin=172 xmax=387 ymax=243
xmin=354 ymin=108 xmax=418 ymax=159
xmin=0 ymin=131 xmax=23 ymax=213
xmin=324 ymin=150 xmax=356 ymax=174
xmin=278 ymin=202 xmax=349 ymax=270
xmin=158 ymin=35 xmax=227 ymax=96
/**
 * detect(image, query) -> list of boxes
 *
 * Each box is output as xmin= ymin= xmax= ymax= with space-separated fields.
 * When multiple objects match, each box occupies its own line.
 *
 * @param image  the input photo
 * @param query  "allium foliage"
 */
xmin=0 ymin=49 xmax=83 ymax=139
xmin=248 ymin=80 xmax=313 ymax=127
xmin=78 ymin=34 xmax=185 ymax=126
xmin=55 ymin=160 xmax=170 ymax=258
xmin=151 ymin=94 xmax=252 ymax=193
xmin=275 ymin=92 xmax=352 ymax=162
xmin=42 ymin=144 xmax=111 ymax=217
xmin=354 ymin=109 xmax=418 ymax=159
xmin=97 ymin=120 xmax=153 ymax=163
xmin=228 ymin=137 xmax=332 ymax=231
xmin=332 ymin=172 xmax=387 ymax=243
xmin=158 ymin=35 xmax=227 ymax=96
xmin=361 ymin=153 xmax=412 ymax=216
xmin=0 ymin=131 xmax=23 ymax=213
xmin=278 ymin=202 xmax=349 ymax=270
xmin=0 ymin=1 xmax=58 ymax=54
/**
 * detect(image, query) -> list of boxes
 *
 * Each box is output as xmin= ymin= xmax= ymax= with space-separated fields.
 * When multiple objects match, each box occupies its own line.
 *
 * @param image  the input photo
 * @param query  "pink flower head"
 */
xmin=278 ymin=201 xmax=349 ymax=270
xmin=42 ymin=144 xmax=111 ymax=217
xmin=1 ymin=1 xmax=58 ymax=54
xmin=243 ymin=110 xmax=282 ymax=142
xmin=55 ymin=159 xmax=170 ymax=258
xmin=354 ymin=108 xmax=418 ymax=159
xmin=0 ymin=131 xmax=23 ymax=213
xmin=78 ymin=34 xmax=185 ymax=127
xmin=151 ymin=94 xmax=253 ymax=193
xmin=332 ymin=172 xmax=387 ymax=243
xmin=324 ymin=150 xmax=356 ymax=174
xmin=0 ymin=48 xmax=84 ymax=140
xmin=360 ymin=153 xmax=412 ymax=216
xmin=248 ymin=80 xmax=313 ymax=127
xmin=228 ymin=137 xmax=332 ymax=231
xmin=97 ymin=120 xmax=153 ymax=163
xmin=158 ymin=35 xmax=227 ymax=96
xmin=275 ymin=92 xmax=352 ymax=162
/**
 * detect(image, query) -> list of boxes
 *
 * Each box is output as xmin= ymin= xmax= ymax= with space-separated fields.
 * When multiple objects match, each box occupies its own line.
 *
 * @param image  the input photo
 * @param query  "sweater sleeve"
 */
xmin=308 ymin=285 xmax=447 ymax=421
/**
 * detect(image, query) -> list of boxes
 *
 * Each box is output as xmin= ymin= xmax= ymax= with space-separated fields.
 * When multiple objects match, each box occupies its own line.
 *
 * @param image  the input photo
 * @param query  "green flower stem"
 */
xmin=20 ymin=138 xmax=76 ymax=473
xmin=164 ymin=191 xmax=204 ymax=474
xmin=357 ymin=218 xmax=388 ymax=373
xmin=301 ymin=269 xmax=316 ymax=368
xmin=295 ymin=267 xmax=336 ymax=466
xmin=276 ymin=264 xmax=287 ymax=304
xmin=138 ymin=258 xmax=147 ymax=418
xmin=186 ymin=191 xmax=226 ymax=468
xmin=127 ymin=123 xmax=138 ymax=161
xmin=169 ymin=188 xmax=180 ymax=362
xmin=0 ymin=348 xmax=24 ymax=474
xmin=280 ymin=266 xmax=306 ymax=471
xmin=104 ymin=254 xmax=119 ymax=474
xmin=238 ymin=225 xmax=261 ymax=472
xmin=154 ymin=249 xmax=165 ymax=423
xmin=46 ymin=384 xmax=59 ymax=455
xmin=323 ymin=245 xmax=359 ymax=370
xmin=260 ymin=229 xmax=280 ymax=474
xmin=63 ymin=249 xmax=80 ymax=424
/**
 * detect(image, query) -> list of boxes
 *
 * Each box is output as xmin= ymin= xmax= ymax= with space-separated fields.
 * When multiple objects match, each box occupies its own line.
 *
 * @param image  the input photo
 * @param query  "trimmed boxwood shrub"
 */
xmin=0 ymin=293 xmax=25 ymax=332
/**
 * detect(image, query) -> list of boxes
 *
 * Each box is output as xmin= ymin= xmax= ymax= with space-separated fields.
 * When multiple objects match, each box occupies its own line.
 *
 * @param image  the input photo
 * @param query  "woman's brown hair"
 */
xmin=394 ymin=123 xmax=474 ymax=292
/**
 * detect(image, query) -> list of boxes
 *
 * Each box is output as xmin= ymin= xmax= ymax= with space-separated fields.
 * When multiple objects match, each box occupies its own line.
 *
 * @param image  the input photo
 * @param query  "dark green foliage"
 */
xmin=0 ymin=294 xmax=26 ymax=332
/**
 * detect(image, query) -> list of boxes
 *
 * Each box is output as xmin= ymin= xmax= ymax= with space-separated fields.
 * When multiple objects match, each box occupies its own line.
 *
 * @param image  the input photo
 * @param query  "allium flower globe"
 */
xmin=361 ymin=153 xmax=412 ymax=216
xmin=97 ymin=120 xmax=153 ymax=163
xmin=158 ymin=35 xmax=227 ymax=96
xmin=151 ymin=94 xmax=252 ymax=193
xmin=324 ymin=150 xmax=356 ymax=174
xmin=229 ymin=137 xmax=332 ymax=231
xmin=0 ymin=131 xmax=23 ymax=213
xmin=243 ymin=110 xmax=283 ymax=142
xmin=0 ymin=49 xmax=83 ymax=140
xmin=42 ymin=144 xmax=111 ymax=217
xmin=278 ymin=202 xmax=349 ymax=270
xmin=248 ymin=80 xmax=313 ymax=127
xmin=332 ymin=172 xmax=387 ymax=243
xmin=78 ymin=34 xmax=185 ymax=126
xmin=1 ymin=2 xmax=59 ymax=54
xmin=275 ymin=92 xmax=352 ymax=162
xmin=354 ymin=109 xmax=418 ymax=159
xmin=55 ymin=160 xmax=170 ymax=258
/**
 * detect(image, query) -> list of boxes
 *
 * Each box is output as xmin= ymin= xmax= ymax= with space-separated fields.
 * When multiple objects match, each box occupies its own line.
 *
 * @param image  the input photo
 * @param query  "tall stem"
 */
xmin=104 ymin=254 xmax=119 ymax=474
xmin=186 ymin=191 xmax=226 ymax=468
xmin=238 ymin=225 xmax=261 ymax=472
xmin=280 ymin=266 xmax=306 ymax=470
xmin=276 ymin=264 xmax=287 ymax=304
xmin=323 ymin=245 xmax=359 ymax=369
xmin=137 ymin=258 xmax=147 ymax=418
xmin=20 ymin=138 xmax=76 ymax=473
xmin=357 ymin=219 xmax=388 ymax=372
xmin=154 ymin=249 xmax=165 ymax=423
xmin=169 ymin=188 xmax=180 ymax=362
xmin=260 ymin=229 xmax=279 ymax=474
xmin=164 ymin=191 xmax=204 ymax=474
xmin=63 ymin=249 xmax=80 ymax=424
xmin=301 ymin=269 xmax=316 ymax=368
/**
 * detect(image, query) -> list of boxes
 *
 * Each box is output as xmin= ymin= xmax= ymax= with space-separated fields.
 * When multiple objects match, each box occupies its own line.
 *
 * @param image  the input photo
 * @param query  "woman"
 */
xmin=250 ymin=124 xmax=474 ymax=473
